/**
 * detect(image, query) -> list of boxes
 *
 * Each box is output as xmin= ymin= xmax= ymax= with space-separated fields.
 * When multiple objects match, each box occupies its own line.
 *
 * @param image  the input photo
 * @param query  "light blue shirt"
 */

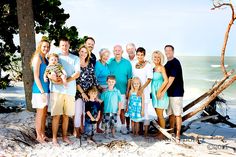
xmin=100 ymin=88 xmax=121 ymax=113
xmin=50 ymin=52 xmax=80 ymax=96
xmin=108 ymin=57 xmax=132 ymax=94
xmin=95 ymin=60 xmax=110 ymax=86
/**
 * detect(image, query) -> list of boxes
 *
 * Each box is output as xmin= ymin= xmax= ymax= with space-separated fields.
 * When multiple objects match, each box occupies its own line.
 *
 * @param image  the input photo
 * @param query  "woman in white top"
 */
xmin=132 ymin=47 xmax=155 ymax=137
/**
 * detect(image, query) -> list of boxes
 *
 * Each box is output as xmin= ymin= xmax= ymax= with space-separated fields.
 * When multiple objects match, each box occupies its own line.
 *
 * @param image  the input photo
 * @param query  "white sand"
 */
xmin=0 ymin=82 xmax=236 ymax=157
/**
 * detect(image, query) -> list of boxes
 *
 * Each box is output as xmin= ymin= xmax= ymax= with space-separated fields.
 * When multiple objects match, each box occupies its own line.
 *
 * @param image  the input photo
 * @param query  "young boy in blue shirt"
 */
xmin=100 ymin=75 xmax=122 ymax=138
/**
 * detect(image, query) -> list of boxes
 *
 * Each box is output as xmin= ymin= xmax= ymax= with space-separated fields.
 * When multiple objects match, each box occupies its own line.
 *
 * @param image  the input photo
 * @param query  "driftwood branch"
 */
xmin=212 ymin=0 xmax=236 ymax=76
xmin=183 ymin=133 xmax=224 ymax=144
xmin=182 ymin=115 xmax=218 ymax=132
xmin=151 ymin=120 xmax=192 ymax=149
xmin=183 ymin=75 xmax=236 ymax=121
xmin=183 ymin=70 xmax=233 ymax=112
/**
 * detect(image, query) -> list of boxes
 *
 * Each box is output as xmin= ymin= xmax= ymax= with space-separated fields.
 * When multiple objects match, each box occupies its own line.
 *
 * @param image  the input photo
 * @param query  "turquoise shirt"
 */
xmin=50 ymin=52 xmax=80 ymax=96
xmin=100 ymin=88 xmax=121 ymax=113
xmin=95 ymin=60 xmax=110 ymax=86
xmin=108 ymin=57 xmax=132 ymax=94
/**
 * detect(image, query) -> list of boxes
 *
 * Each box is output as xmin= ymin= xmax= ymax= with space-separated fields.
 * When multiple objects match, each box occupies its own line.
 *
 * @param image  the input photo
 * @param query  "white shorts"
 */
xmin=32 ymin=93 xmax=49 ymax=109
xmin=120 ymin=94 xmax=127 ymax=110
xmin=167 ymin=97 xmax=183 ymax=116
xmin=74 ymin=98 xmax=85 ymax=128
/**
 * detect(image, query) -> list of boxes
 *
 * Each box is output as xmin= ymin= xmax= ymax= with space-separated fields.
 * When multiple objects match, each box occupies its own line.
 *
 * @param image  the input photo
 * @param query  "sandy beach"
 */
xmin=0 ymin=82 xmax=236 ymax=157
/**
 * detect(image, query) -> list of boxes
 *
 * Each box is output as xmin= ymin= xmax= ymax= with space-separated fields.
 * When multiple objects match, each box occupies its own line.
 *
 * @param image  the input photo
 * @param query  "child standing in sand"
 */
xmin=84 ymin=86 xmax=102 ymax=143
xmin=100 ymin=75 xmax=122 ymax=138
xmin=125 ymin=77 xmax=144 ymax=136
xmin=44 ymin=53 xmax=67 ymax=87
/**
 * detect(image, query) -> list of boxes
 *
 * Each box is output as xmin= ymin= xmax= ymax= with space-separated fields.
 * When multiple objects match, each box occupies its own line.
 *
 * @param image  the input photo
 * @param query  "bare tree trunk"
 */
xmin=16 ymin=0 xmax=35 ymax=111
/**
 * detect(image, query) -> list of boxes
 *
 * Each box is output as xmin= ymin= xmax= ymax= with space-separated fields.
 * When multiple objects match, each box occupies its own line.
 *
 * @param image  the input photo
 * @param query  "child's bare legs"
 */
xmin=111 ymin=127 xmax=115 ymax=137
xmin=61 ymin=74 xmax=67 ymax=87
xmin=144 ymin=125 xmax=148 ymax=137
xmin=134 ymin=122 xmax=139 ymax=136
xmin=75 ymin=127 xmax=81 ymax=138
xmin=131 ymin=121 xmax=135 ymax=136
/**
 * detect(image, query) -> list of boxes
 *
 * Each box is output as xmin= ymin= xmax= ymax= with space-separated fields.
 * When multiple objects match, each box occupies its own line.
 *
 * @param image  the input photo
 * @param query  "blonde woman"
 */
xmin=31 ymin=37 xmax=50 ymax=143
xmin=151 ymin=50 xmax=169 ymax=139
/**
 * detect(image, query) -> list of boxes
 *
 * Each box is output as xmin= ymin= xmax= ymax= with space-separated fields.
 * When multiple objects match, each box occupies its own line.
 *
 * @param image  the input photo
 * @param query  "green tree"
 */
xmin=1 ymin=0 xmax=84 ymax=110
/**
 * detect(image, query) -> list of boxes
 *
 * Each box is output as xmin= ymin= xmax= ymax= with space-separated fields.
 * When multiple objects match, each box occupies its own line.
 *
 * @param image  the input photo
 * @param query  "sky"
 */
xmin=55 ymin=0 xmax=236 ymax=56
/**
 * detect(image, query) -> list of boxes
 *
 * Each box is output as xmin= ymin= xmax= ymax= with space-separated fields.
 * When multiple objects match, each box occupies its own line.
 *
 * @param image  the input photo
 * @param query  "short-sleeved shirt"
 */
xmin=95 ymin=60 xmax=110 ymax=86
xmin=100 ymin=88 xmax=122 ymax=113
xmin=50 ymin=52 xmax=80 ymax=96
xmin=85 ymin=101 xmax=101 ymax=123
xmin=164 ymin=58 xmax=184 ymax=97
xmin=132 ymin=62 xmax=153 ymax=104
xmin=108 ymin=57 xmax=132 ymax=94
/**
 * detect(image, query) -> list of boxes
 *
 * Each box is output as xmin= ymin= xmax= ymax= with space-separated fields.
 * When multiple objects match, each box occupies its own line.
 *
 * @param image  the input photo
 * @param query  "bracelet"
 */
xmin=41 ymin=91 xmax=45 ymax=94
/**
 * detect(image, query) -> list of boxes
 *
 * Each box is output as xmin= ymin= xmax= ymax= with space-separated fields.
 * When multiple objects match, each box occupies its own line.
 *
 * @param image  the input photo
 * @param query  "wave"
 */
xmin=211 ymin=64 xmax=228 ymax=68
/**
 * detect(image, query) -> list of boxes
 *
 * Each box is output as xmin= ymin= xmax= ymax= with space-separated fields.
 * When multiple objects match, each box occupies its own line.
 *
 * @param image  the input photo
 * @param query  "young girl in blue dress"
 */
xmin=126 ymin=77 xmax=144 ymax=136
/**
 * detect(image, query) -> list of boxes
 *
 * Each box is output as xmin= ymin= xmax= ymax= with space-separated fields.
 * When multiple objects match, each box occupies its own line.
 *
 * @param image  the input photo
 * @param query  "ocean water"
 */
xmin=177 ymin=56 xmax=236 ymax=103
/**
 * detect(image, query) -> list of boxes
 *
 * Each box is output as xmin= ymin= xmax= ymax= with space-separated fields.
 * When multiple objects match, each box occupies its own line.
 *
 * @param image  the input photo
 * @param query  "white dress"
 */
xmin=132 ymin=62 xmax=156 ymax=123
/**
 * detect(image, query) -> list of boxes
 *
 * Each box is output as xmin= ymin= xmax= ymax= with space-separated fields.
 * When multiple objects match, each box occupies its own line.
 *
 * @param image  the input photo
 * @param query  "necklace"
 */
xmin=135 ymin=61 xmax=146 ymax=69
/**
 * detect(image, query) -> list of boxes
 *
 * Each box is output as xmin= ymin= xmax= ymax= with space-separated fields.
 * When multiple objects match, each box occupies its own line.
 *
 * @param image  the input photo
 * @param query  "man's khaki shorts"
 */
xmin=167 ymin=97 xmax=183 ymax=116
xmin=50 ymin=92 xmax=75 ymax=116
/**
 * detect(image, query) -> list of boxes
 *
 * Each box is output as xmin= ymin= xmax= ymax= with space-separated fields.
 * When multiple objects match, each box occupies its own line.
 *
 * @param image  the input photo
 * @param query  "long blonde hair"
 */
xmin=130 ymin=77 xmax=142 ymax=93
xmin=31 ymin=38 xmax=50 ymax=66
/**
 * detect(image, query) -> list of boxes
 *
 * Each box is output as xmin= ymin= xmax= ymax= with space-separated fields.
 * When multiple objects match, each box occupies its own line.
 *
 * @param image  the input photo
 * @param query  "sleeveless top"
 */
xmin=32 ymin=55 xmax=50 ymax=93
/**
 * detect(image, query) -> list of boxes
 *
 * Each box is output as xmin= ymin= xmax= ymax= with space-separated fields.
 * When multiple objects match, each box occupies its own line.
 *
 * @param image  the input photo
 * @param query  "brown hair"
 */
xmin=85 ymin=37 xmax=95 ymax=44
xmin=164 ymin=45 xmax=174 ymax=51
xmin=107 ymin=75 xmax=116 ymax=81
xmin=87 ymin=86 xmax=98 ymax=95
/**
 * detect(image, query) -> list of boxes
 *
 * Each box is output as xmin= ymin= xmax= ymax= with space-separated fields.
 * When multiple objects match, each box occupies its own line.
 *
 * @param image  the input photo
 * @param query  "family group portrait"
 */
xmin=0 ymin=0 xmax=236 ymax=156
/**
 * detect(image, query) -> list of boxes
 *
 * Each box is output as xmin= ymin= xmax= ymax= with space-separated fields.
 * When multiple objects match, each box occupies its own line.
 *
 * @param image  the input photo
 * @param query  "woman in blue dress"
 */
xmin=151 ymin=50 xmax=169 ymax=139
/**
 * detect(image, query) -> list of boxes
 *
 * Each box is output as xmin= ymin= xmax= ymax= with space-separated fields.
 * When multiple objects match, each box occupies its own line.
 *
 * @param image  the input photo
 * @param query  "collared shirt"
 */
xmin=101 ymin=88 xmax=121 ymax=113
xmin=50 ymin=52 xmax=80 ymax=96
xmin=108 ymin=57 xmax=132 ymax=94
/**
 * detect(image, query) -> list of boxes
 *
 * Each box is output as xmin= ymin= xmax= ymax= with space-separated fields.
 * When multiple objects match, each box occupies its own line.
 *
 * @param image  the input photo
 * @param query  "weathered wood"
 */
xmin=183 ymin=132 xmax=224 ymax=144
xmin=183 ymin=75 xmax=236 ymax=122
xmin=182 ymin=115 xmax=218 ymax=132
xmin=151 ymin=120 xmax=192 ymax=149
xmin=212 ymin=1 xmax=236 ymax=76
xmin=183 ymin=70 xmax=233 ymax=112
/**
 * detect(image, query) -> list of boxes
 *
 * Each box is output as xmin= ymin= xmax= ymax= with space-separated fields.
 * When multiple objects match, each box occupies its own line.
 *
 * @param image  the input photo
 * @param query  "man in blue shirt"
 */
xmin=49 ymin=37 xmax=80 ymax=146
xmin=161 ymin=45 xmax=184 ymax=143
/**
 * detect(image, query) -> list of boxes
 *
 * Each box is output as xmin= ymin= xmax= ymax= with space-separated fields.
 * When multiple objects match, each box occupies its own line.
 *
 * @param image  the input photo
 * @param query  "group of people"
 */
xmin=31 ymin=36 xmax=184 ymax=146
